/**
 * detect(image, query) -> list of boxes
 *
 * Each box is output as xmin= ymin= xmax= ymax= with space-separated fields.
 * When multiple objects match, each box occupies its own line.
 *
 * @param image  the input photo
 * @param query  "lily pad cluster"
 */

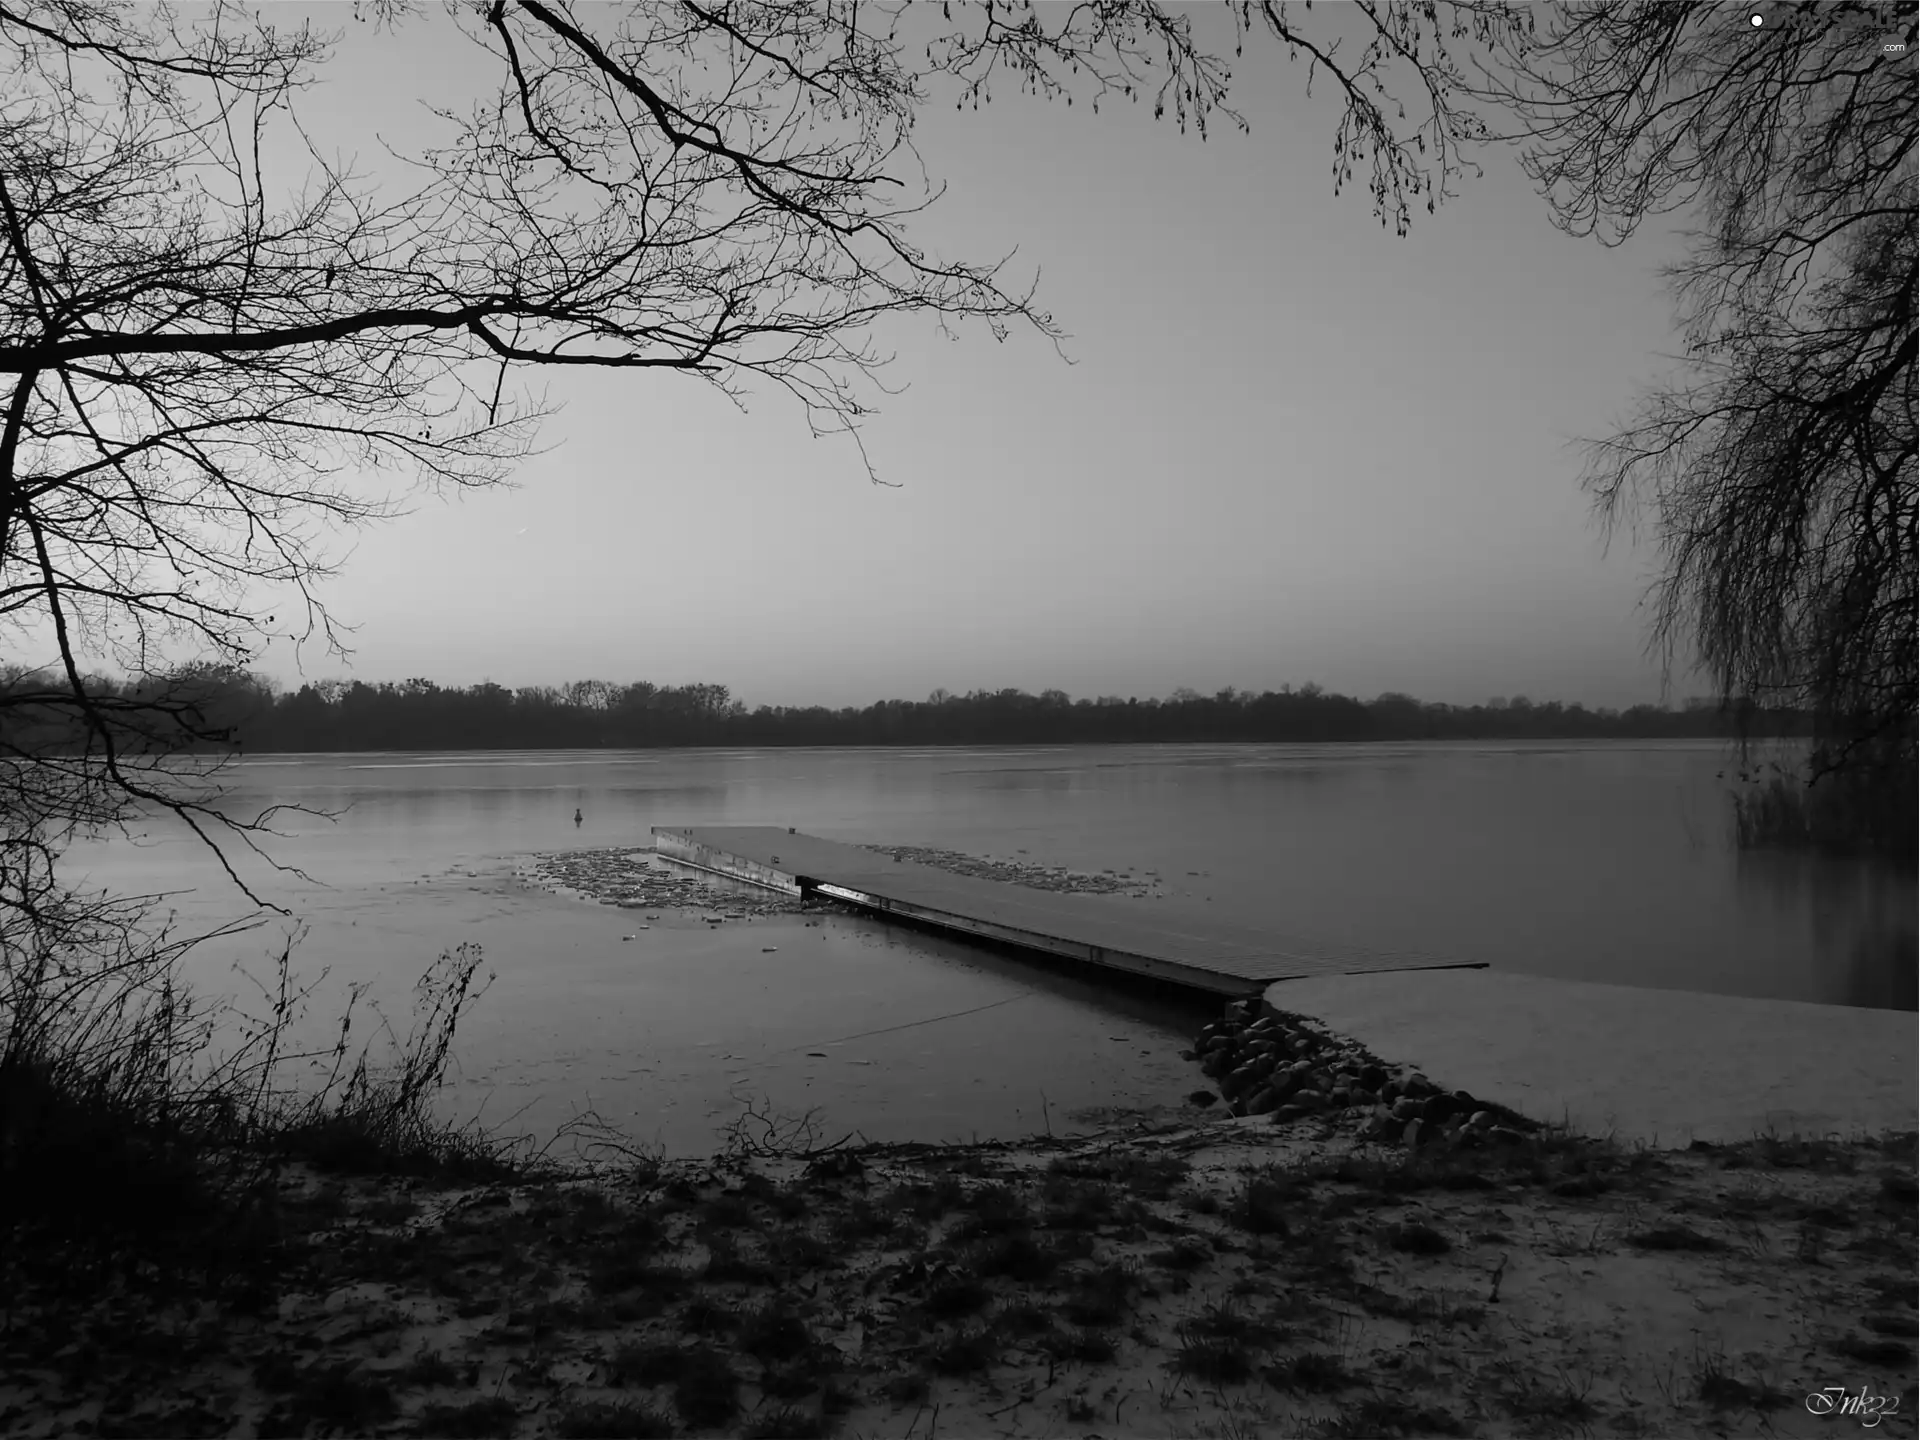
xmin=858 ymin=845 xmax=1161 ymax=899
xmin=520 ymin=849 xmax=810 ymax=918
xmin=1184 ymin=999 xmax=1540 ymax=1149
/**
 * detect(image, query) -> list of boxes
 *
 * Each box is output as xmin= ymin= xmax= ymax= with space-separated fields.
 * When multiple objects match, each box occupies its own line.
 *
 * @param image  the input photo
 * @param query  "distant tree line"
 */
xmin=0 ymin=667 xmax=1811 ymax=753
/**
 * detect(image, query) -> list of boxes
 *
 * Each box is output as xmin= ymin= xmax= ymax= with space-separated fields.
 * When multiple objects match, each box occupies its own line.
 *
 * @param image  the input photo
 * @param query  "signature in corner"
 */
xmin=1806 ymin=1385 xmax=1903 ymax=1427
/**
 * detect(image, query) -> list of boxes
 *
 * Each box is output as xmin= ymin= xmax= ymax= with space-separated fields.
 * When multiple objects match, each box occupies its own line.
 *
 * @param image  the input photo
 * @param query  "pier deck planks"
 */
xmin=652 ymin=825 xmax=1483 ymax=997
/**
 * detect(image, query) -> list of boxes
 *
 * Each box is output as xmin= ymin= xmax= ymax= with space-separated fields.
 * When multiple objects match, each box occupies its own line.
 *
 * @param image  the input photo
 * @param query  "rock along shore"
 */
xmin=6 ymin=847 xmax=1913 ymax=1439
xmin=1183 ymin=997 xmax=1542 ymax=1151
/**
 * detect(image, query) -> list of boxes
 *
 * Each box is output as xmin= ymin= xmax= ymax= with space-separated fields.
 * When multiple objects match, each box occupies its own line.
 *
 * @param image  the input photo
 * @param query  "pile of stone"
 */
xmin=1184 ymin=998 xmax=1539 ymax=1149
xmin=860 ymin=845 xmax=1161 ymax=899
xmin=519 ymin=848 xmax=812 ymax=919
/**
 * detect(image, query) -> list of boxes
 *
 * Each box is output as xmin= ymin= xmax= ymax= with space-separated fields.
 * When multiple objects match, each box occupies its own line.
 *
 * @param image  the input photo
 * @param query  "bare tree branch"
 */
xmin=0 ymin=0 xmax=1521 ymax=942
xmin=1484 ymin=0 xmax=1916 ymax=854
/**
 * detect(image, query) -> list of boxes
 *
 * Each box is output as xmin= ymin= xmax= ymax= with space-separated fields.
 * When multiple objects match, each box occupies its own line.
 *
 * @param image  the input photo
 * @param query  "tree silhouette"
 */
xmin=5 ymin=669 xmax=1778 ymax=751
xmin=1484 ymin=1 xmax=1917 ymax=855
xmin=0 ymin=0 xmax=1533 ymax=938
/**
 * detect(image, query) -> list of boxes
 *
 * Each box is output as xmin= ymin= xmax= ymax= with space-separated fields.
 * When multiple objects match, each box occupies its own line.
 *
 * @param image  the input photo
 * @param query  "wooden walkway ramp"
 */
xmin=652 ymin=825 xmax=1484 ymax=998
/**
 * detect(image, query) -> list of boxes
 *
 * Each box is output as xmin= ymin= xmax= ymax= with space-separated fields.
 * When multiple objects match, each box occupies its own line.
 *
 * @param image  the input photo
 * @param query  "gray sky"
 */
xmin=250 ymin=2 xmax=1703 ymax=712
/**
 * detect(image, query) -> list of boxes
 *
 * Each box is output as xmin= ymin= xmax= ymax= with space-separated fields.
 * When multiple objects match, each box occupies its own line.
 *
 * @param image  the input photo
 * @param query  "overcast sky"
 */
xmin=241 ymin=2 xmax=1705 ymax=713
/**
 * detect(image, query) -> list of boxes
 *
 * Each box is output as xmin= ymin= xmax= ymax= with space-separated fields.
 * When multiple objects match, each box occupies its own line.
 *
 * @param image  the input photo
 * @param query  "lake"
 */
xmin=60 ymin=740 xmax=1916 ymax=1156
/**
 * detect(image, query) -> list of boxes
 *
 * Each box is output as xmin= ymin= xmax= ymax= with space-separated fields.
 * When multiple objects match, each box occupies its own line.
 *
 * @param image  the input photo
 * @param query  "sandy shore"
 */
xmin=2 ymin=1107 xmax=1913 ymax=1439
xmin=9 ymin=850 xmax=1910 ymax=1438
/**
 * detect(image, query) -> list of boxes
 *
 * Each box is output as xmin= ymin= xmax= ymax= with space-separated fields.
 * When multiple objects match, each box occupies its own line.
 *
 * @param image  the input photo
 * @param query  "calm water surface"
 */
xmin=63 ymin=741 xmax=1916 ymax=1155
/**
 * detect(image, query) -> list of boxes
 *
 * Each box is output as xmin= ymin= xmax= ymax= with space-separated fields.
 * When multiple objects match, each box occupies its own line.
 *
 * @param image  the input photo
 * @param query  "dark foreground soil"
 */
xmin=3 ymin=1114 xmax=1913 ymax=1439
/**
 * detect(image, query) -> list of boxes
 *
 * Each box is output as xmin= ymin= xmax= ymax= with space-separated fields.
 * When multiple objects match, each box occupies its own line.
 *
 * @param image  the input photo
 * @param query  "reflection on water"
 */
xmin=1734 ymin=848 xmax=1918 ymax=1011
xmin=67 ymin=741 xmax=1915 ymax=1015
xmin=49 ymin=741 xmax=1915 ymax=1154
xmin=1850 ymin=929 xmax=1918 ymax=1013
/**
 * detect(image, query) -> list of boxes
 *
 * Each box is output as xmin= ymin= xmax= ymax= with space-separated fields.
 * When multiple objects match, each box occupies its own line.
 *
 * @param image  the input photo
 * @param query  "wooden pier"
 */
xmin=652 ymin=826 xmax=1485 ymax=998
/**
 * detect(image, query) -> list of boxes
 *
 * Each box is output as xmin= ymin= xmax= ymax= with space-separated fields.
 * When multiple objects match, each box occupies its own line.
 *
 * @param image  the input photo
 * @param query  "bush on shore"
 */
xmin=1 ymin=902 xmax=522 ymax=1299
xmin=1730 ymin=751 xmax=1916 ymax=860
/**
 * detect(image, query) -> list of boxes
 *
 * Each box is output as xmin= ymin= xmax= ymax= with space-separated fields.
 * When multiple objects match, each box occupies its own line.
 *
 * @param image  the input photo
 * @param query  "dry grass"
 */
xmin=2 ymin=1107 xmax=1911 ymax=1438
xmin=2 ymin=922 xmax=1913 ymax=1440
